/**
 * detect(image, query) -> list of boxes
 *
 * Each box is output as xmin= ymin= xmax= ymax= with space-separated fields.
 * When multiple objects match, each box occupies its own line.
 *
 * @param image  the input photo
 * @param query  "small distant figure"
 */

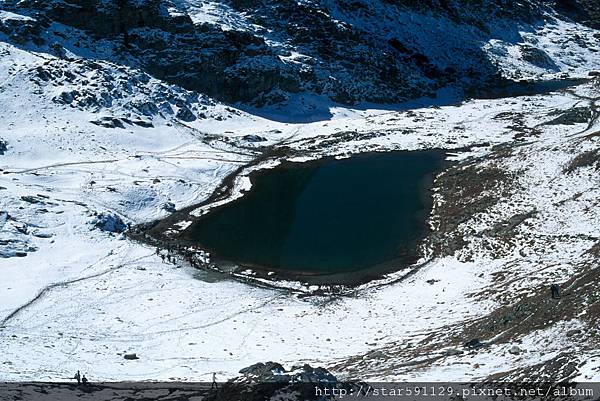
xmin=82 ymin=375 xmax=88 ymax=385
xmin=73 ymin=370 xmax=81 ymax=384
xmin=551 ymin=284 xmax=561 ymax=299
xmin=211 ymin=372 xmax=218 ymax=390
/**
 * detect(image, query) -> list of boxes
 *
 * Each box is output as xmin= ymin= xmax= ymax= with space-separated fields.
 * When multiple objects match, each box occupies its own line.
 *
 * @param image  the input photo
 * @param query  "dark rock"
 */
xmin=0 ymin=139 xmax=7 ymax=155
xmin=520 ymin=45 xmax=557 ymax=69
xmin=242 ymin=134 xmax=267 ymax=143
xmin=176 ymin=106 xmax=196 ymax=122
xmin=464 ymin=338 xmax=486 ymax=349
xmin=0 ymin=12 xmax=44 ymax=46
xmin=162 ymin=202 xmax=176 ymax=213
xmin=92 ymin=213 xmax=127 ymax=233
xmin=132 ymin=101 xmax=159 ymax=116
xmin=545 ymin=107 xmax=593 ymax=125
xmin=131 ymin=120 xmax=154 ymax=128
xmin=239 ymin=361 xmax=286 ymax=377
xmin=388 ymin=37 xmax=411 ymax=53
xmin=91 ymin=117 xmax=126 ymax=129
xmin=21 ymin=195 xmax=42 ymax=204
xmin=123 ymin=353 xmax=139 ymax=360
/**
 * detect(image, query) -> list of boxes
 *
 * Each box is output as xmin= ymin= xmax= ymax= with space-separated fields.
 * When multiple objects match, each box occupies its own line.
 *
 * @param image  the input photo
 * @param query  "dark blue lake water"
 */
xmin=185 ymin=151 xmax=445 ymax=274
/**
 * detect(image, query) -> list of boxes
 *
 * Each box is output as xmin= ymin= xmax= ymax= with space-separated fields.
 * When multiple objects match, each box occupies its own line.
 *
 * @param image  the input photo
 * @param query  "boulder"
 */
xmin=464 ymin=338 xmax=486 ymax=349
xmin=520 ymin=45 xmax=557 ymax=69
xmin=242 ymin=134 xmax=267 ymax=143
xmin=176 ymin=106 xmax=196 ymax=122
xmin=508 ymin=345 xmax=523 ymax=355
xmin=162 ymin=202 xmax=176 ymax=213
xmin=92 ymin=213 xmax=127 ymax=233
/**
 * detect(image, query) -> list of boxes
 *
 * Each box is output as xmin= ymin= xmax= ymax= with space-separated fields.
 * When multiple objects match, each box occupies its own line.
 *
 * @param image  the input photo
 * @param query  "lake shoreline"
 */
xmin=131 ymin=147 xmax=456 ymax=290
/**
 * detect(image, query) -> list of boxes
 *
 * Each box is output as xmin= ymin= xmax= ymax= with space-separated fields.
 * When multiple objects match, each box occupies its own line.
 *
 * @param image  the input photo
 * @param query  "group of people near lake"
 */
xmin=73 ymin=370 xmax=88 ymax=385
xmin=73 ymin=370 xmax=218 ymax=390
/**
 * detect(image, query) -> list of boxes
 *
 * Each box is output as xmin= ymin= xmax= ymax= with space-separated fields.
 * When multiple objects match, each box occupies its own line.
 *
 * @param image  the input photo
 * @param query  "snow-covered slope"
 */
xmin=0 ymin=0 xmax=600 ymax=386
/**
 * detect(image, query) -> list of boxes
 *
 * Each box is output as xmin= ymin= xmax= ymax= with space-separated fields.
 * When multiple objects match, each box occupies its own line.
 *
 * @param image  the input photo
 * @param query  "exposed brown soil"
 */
xmin=425 ymin=152 xmax=517 ymax=260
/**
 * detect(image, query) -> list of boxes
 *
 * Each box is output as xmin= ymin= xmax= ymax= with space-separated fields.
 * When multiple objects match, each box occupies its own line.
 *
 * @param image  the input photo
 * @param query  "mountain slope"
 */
xmin=2 ymin=0 xmax=599 ymax=107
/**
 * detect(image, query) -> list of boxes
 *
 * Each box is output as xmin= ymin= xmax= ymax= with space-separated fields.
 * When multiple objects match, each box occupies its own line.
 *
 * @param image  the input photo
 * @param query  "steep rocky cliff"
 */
xmin=2 ymin=0 xmax=597 ymax=106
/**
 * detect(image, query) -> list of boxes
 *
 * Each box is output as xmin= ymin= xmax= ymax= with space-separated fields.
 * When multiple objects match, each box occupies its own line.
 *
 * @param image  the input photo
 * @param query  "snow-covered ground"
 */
xmin=1 ymin=6 xmax=600 ymax=383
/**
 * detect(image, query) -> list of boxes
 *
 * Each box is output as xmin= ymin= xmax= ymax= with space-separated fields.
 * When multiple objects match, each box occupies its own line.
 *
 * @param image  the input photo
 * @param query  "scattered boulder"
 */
xmin=123 ymin=353 xmax=139 ymax=360
xmin=176 ymin=106 xmax=196 ymax=122
xmin=132 ymin=101 xmax=159 ymax=117
xmin=131 ymin=120 xmax=154 ymax=128
xmin=464 ymin=338 xmax=486 ymax=349
xmin=239 ymin=361 xmax=286 ymax=379
xmin=162 ymin=202 xmax=176 ymax=213
xmin=0 ymin=139 xmax=7 ymax=155
xmin=20 ymin=195 xmax=42 ymax=204
xmin=520 ymin=45 xmax=557 ymax=69
xmin=242 ymin=134 xmax=267 ymax=143
xmin=90 ymin=117 xmax=126 ymax=129
xmin=508 ymin=345 xmax=523 ymax=355
xmin=92 ymin=213 xmax=127 ymax=233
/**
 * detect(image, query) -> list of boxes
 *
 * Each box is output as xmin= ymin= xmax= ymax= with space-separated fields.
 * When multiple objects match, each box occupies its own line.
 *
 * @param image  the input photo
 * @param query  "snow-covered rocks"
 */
xmin=91 ymin=213 xmax=127 ymax=233
xmin=237 ymin=361 xmax=337 ymax=384
xmin=0 ymin=211 xmax=38 ymax=258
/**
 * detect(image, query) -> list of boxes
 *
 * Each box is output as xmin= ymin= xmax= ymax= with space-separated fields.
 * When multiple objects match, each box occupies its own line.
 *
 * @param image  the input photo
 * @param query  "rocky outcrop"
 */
xmin=206 ymin=362 xmax=343 ymax=401
xmin=554 ymin=0 xmax=600 ymax=28
xmin=91 ymin=212 xmax=127 ymax=233
xmin=15 ymin=0 xmax=192 ymax=36
xmin=0 ymin=10 xmax=44 ymax=45
xmin=4 ymin=0 xmax=598 ymax=106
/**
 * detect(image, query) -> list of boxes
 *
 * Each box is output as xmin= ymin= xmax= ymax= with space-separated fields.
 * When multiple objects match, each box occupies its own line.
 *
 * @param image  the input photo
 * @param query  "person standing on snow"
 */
xmin=211 ymin=372 xmax=218 ymax=390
